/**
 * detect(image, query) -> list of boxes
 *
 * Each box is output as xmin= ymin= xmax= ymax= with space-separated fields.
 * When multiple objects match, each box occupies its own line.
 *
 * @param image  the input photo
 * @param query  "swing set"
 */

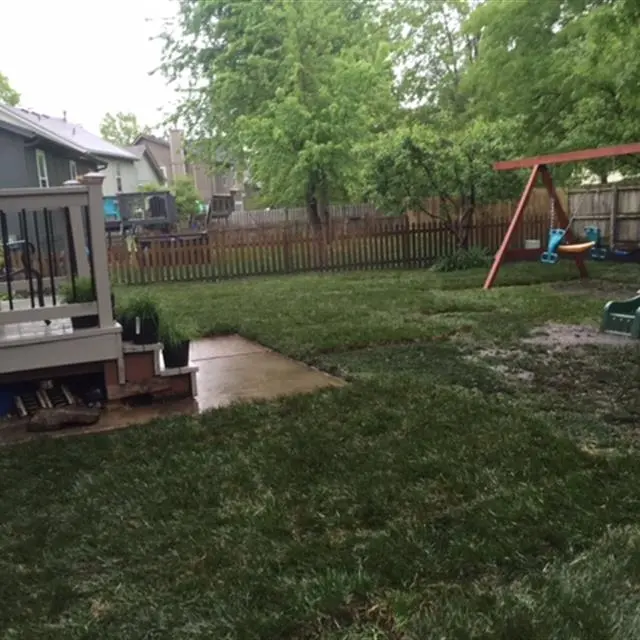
xmin=483 ymin=142 xmax=640 ymax=289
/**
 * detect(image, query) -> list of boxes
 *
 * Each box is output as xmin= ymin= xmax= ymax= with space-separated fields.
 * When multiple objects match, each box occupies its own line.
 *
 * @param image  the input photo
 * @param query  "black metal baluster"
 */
xmin=19 ymin=209 xmax=36 ymax=308
xmin=32 ymin=209 xmax=46 ymax=308
xmin=0 ymin=210 xmax=14 ymax=310
xmin=63 ymin=206 xmax=77 ymax=300
xmin=43 ymin=208 xmax=57 ymax=306
xmin=83 ymin=205 xmax=97 ymax=298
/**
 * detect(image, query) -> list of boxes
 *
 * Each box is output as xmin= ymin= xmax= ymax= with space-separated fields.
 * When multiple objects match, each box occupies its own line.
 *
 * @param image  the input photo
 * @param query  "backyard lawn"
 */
xmin=1 ymin=261 xmax=640 ymax=638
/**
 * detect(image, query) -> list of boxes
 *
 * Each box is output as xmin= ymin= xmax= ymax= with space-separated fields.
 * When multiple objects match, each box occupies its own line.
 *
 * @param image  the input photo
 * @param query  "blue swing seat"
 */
xmin=585 ymin=226 xmax=608 ymax=260
xmin=540 ymin=228 xmax=566 ymax=264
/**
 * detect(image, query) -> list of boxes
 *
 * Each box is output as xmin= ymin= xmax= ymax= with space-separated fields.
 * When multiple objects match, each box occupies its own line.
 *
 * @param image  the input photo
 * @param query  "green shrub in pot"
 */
xmin=62 ymin=277 xmax=98 ymax=329
xmin=159 ymin=316 xmax=196 ymax=369
xmin=122 ymin=292 xmax=161 ymax=345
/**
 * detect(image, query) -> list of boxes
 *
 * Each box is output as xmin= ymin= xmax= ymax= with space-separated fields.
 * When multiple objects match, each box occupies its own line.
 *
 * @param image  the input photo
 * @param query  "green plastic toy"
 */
xmin=601 ymin=294 xmax=640 ymax=339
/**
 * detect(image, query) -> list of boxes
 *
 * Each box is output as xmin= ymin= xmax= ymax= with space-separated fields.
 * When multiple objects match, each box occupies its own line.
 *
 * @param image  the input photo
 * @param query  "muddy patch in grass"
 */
xmin=470 ymin=335 xmax=640 ymax=448
xmin=464 ymin=347 xmax=535 ymax=384
xmin=552 ymin=280 xmax=639 ymax=301
xmin=523 ymin=323 xmax=634 ymax=351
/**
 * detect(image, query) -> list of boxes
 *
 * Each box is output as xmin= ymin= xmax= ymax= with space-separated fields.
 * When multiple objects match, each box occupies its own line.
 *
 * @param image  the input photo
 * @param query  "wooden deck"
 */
xmin=0 ymin=297 xmax=123 ymax=376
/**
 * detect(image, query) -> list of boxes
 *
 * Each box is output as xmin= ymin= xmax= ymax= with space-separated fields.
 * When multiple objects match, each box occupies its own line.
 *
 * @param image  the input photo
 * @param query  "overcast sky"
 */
xmin=1 ymin=0 xmax=177 ymax=134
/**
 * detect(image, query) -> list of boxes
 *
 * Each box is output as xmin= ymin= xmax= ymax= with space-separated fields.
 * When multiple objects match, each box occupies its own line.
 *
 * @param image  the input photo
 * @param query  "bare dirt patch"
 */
xmin=464 ymin=348 xmax=535 ymax=383
xmin=523 ymin=323 xmax=634 ymax=351
xmin=551 ymin=280 xmax=639 ymax=301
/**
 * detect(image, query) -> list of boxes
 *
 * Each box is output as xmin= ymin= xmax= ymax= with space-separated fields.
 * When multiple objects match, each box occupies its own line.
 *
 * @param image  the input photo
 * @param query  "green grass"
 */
xmin=2 ymin=262 xmax=640 ymax=638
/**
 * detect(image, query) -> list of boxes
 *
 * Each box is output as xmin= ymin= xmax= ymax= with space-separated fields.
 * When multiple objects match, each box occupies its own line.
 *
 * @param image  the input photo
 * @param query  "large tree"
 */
xmin=160 ymin=0 xmax=397 ymax=228
xmin=0 ymin=72 xmax=19 ymax=106
xmin=386 ymin=0 xmax=481 ymax=114
xmin=465 ymin=0 xmax=640 ymax=181
xmin=99 ymin=112 xmax=149 ymax=146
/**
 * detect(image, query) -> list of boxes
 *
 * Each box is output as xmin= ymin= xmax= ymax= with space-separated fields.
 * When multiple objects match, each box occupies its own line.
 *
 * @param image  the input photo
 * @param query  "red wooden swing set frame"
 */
xmin=483 ymin=142 xmax=640 ymax=289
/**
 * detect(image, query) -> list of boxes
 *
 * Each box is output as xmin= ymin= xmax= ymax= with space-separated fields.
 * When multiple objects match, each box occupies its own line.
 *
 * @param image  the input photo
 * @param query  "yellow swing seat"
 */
xmin=557 ymin=241 xmax=595 ymax=254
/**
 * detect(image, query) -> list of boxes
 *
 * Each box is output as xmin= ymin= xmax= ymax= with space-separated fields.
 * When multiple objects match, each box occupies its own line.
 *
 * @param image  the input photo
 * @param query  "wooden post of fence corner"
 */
xmin=610 ymin=184 xmax=618 ymax=249
xmin=80 ymin=173 xmax=113 ymax=327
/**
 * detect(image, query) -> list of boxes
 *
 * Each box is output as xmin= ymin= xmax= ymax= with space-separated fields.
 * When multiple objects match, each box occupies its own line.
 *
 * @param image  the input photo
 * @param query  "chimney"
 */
xmin=169 ymin=129 xmax=187 ymax=178
xmin=63 ymin=110 xmax=67 ymax=122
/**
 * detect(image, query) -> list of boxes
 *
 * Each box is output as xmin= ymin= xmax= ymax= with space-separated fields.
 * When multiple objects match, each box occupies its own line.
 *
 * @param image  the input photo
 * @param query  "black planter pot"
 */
xmin=71 ymin=315 xmax=99 ymax=330
xmin=119 ymin=316 xmax=136 ymax=342
xmin=163 ymin=341 xmax=190 ymax=368
xmin=70 ymin=294 xmax=116 ymax=331
xmin=133 ymin=316 xmax=160 ymax=345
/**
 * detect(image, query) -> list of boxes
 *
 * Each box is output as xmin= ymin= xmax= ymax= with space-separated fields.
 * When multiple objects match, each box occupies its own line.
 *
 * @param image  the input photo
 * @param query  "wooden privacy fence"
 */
xmin=218 ymin=203 xmax=379 ymax=227
xmin=218 ymin=191 xmax=562 ymax=229
xmin=108 ymin=216 xmax=549 ymax=285
xmin=568 ymin=185 xmax=640 ymax=247
xmin=405 ymin=188 xmax=566 ymax=226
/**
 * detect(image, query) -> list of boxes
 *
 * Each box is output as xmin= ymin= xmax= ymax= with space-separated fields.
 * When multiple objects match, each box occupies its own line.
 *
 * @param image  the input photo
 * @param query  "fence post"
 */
xmin=610 ymin=184 xmax=618 ymax=249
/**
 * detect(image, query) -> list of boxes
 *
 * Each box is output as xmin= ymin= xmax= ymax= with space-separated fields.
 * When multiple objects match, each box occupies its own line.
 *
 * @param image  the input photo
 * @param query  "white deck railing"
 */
xmin=0 ymin=174 xmax=113 ymax=329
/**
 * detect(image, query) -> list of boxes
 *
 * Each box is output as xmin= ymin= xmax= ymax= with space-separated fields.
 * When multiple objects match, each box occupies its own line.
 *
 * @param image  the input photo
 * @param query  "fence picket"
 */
xmin=109 ymin=216 xmax=548 ymax=284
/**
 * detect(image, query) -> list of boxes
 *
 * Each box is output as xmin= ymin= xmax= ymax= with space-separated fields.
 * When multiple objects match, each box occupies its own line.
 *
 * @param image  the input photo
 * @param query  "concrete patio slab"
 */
xmin=194 ymin=341 xmax=344 ymax=411
xmin=0 ymin=335 xmax=344 ymax=444
xmin=190 ymin=334 xmax=270 ymax=361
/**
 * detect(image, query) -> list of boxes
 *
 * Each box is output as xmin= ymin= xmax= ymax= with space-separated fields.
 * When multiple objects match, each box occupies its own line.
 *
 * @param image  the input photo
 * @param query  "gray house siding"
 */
xmin=25 ymin=143 xmax=97 ymax=188
xmin=141 ymin=138 xmax=172 ymax=182
xmin=0 ymin=127 xmax=30 ymax=189
xmin=1 ymin=132 xmax=97 ymax=256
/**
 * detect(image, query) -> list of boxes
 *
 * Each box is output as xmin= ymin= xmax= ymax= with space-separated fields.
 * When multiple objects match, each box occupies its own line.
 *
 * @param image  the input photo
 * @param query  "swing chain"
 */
xmin=549 ymin=195 xmax=556 ymax=229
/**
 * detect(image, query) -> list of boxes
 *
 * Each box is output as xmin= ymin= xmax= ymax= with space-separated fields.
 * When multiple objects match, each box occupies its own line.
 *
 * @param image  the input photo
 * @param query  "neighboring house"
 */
xmin=133 ymin=130 xmax=245 ymax=209
xmin=132 ymin=133 xmax=172 ymax=182
xmin=124 ymin=144 xmax=167 ymax=188
xmin=0 ymin=105 xmax=138 ymax=197
xmin=0 ymin=103 xmax=101 ymax=189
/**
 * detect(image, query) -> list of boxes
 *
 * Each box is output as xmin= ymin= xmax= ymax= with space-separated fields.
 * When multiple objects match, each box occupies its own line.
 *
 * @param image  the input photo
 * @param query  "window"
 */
xmin=160 ymin=165 xmax=167 ymax=180
xmin=35 ymin=149 xmax=49 ymax=188
xmin=69 ymin=160 xmax=77 ymax=180
xmin=115 ymin=163 xmax=123 ymax=192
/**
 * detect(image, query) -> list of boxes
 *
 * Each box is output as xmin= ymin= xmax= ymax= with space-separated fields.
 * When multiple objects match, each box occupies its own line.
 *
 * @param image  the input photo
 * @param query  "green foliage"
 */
xmin=366 ymin=116 xmax=523 ymax=245
xmin=386 ymin=0 xmax=478 ymax=112
xmin=160 ymin=0 xmax=397 ymax=222
xmin=120 ymin=291 xmax=160 ymax=323
xmin=431 ymin=246 xmax=493 ymax=272
xmin=139 ymin=182 xmax=166 ymax=193
xmin=99 ymin=112 xmax=149 ymax=146
xmin=171 ymin=175 xmax=201 ymax=221
xmin=0 ymin=71 xmax=19 ymax=106
xmin=61 ymin=277 xmax=95 ymax=303
xmin=465 ymin=0 xmax=640 ymax=181
xmin=158 ymin=314 xmax=196 ymax=347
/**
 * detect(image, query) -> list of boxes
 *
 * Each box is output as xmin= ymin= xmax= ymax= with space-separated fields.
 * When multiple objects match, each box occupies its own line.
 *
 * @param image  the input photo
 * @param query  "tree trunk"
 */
xmin=307 ymin=195 xmax=323 ymax=231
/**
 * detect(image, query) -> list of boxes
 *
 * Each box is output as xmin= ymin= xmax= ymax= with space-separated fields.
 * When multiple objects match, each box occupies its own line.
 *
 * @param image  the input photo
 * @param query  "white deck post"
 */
xmin=69 ymin=205 xmax=91 ymax=278
xmin=79 ymin=173 xmax=113 ymax=328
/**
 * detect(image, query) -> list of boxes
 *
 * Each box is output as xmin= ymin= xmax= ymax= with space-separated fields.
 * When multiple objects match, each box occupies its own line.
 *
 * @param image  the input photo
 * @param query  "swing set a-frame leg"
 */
xmin=483 ymin=164 xmax=589 ymax=290
xmin=483 ymin=165 xmax=540 ymax=289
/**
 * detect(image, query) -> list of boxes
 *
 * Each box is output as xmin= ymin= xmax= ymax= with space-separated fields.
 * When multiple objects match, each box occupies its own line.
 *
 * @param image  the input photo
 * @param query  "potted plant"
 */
xmin=114 ymin=301 xmax=136 ymax=342
xmin=62 ymin=277 xmax=98 ymax=329
xmin=159 ymin=316 xmax=195 ymax=368
xmin=124 ymin=293 xmax=161 ymax=345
